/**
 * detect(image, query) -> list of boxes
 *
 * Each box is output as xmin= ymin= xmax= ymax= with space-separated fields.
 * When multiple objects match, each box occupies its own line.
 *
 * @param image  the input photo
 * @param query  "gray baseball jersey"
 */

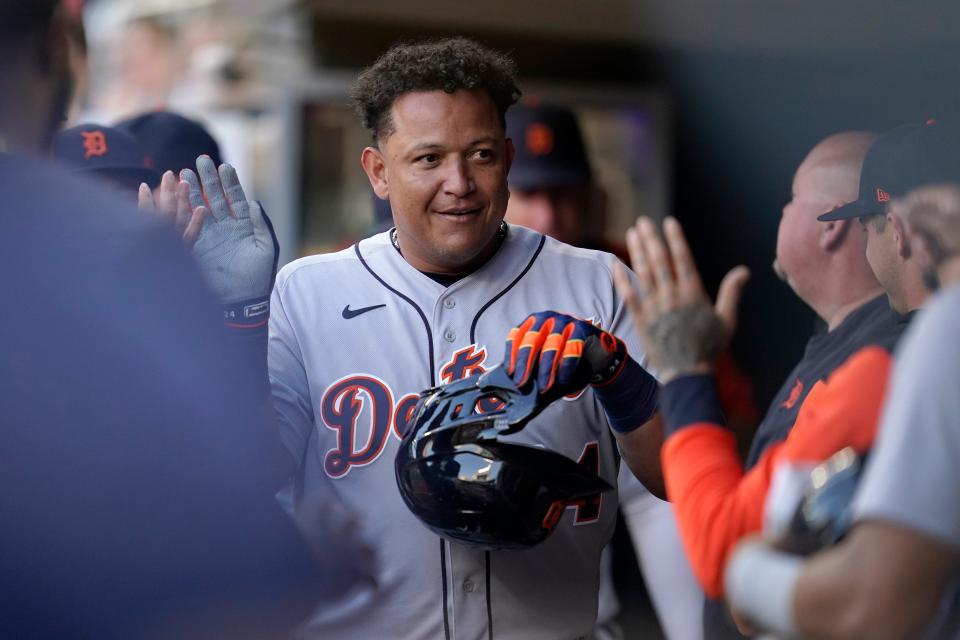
xmin=269 ymin=225 xmax=647 ymax=640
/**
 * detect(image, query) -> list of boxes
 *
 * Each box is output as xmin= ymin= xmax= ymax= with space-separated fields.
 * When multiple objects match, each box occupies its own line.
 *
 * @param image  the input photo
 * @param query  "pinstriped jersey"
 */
xmin=269 ymin=225 xmax=647 ymax=640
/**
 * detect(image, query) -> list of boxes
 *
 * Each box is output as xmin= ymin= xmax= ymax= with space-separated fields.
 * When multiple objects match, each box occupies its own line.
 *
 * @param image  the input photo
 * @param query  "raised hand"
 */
xmin=612 ymin=216 xmax=750 ymax=382
xmin=138 ymin=170 xmax=206 ymax=249
xmin=180 ymin=156 xmax=278 ymax=310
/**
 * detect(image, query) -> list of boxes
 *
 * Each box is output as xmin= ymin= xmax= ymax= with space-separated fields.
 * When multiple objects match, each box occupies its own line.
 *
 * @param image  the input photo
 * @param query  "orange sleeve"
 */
xmin=662 ymin=346 xmax=893 ymax=598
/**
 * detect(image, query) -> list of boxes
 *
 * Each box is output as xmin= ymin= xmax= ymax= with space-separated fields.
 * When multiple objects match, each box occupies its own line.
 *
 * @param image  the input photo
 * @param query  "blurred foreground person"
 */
xmin=0 ymin=4 xmax=369 ymax=638
xmin=52 ymin=123 xmax=160 ymax=195
xmin=506 ymin=101 xmax=704 ymax=640
xmin=612 ymin=121 xmax=958 ymax=636
xmin=724 ymin=184 xmax=960 ymax=639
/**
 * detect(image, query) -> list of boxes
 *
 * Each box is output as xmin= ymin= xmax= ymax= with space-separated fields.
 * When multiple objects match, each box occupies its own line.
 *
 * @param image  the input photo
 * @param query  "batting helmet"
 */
xmin=395 ymin=366 xmax=612 ymax=550
xmin=780 ymin=447 xmax=867 ymax=555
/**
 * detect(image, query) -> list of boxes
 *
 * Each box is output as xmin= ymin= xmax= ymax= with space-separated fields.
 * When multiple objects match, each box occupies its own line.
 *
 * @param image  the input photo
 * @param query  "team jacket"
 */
xmin=269 ymin=226 xmax=648 ymax=640
xmin=660 ymin=312 xmax=910 ymax=600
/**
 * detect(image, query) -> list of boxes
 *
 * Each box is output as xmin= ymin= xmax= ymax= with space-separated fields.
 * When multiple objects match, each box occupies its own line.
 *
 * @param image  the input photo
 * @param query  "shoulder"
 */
xmin=519 ymin=227 xmax=620 ymax=277
xmin=275 ymin=237 xmax=392 ymax=295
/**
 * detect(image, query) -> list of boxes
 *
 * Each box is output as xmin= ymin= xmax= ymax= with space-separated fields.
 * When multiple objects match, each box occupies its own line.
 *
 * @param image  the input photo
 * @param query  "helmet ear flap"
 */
xmin=395 ymin=365 xmax=613 ymax=550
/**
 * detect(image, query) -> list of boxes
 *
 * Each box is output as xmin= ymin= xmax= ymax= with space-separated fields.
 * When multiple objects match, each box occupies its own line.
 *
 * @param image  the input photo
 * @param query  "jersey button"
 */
xmin=443 ymin=329 xmax=456 ymax=342
xmin=443 ymin=298 xmax=456 ymax=310
xmin=462 ymin=579 xmax=475 ymax=593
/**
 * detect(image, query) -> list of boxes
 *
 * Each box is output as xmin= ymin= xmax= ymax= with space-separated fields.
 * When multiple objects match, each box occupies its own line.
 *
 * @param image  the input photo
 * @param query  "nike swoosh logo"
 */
xmin=342 ymin=304 xmax=386 ymax=319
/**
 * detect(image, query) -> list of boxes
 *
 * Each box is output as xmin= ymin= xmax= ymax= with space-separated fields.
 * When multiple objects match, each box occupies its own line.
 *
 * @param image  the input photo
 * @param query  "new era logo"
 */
xmin=876 ymin=188 xmax=891 ymax=203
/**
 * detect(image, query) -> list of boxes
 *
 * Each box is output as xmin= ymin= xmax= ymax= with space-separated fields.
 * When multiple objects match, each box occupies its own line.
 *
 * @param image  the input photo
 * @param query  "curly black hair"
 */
xmin=350 ymin=37 xmax=522 ymax=143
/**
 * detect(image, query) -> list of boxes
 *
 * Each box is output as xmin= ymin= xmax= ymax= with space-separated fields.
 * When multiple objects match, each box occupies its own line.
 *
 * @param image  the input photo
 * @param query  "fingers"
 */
xmin=180 ymin=168 xmax=205 ymax=211
xmin=175 ymin=180 xmax=194 ymax=229
xmin=137 ymin=183 xmax=154 ymax=213
xmin=249 ymin=200 xmax=275 ymax=251
xmin=637 ymin=217 xmax=677 ymax=309
xmin=157 ymin=171 xmax=177 ymax=220
xmin=715 ymin=265 xmax=751 ymax=338
xmin=663 ymin=216 xmax=705 ymax=298
xmin=514 ymin=316 xmax=555 ymax=388
xmin=612 ymin=260 xmax=642 ymax=316
xmin=197 ymin=155 xmax=230 ymax=221
xmin=219 ymin=163 xmax=250 ymax=219
xmin=537 ymin=321 xmax=576 ymax=392
xmin=505 ymin=315 xmax=536 ymax=376
xmin=182 ymin=206 xmax=207 ymax=250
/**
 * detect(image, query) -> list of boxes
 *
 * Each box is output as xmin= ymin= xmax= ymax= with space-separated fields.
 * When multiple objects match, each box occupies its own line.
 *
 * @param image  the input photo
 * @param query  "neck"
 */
xmin=393 ymin=222 xmax=506 ymax=276
xmin=822 ymin=289 xmax=883 ymax=331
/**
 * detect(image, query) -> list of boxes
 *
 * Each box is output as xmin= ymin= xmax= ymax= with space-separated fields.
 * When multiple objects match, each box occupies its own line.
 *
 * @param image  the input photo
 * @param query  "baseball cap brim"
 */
xmin=817 ymin=199 xmax=870 ymax=222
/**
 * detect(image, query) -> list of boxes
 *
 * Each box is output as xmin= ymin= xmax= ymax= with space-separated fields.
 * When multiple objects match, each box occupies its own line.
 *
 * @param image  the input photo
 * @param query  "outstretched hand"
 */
xmin=611 ymin=216 xmax=750 ymax=382
xmin=180 ymin=156 xmax=278 ymax=307
xmin=138 ymin=170 xmax=206 ymax=249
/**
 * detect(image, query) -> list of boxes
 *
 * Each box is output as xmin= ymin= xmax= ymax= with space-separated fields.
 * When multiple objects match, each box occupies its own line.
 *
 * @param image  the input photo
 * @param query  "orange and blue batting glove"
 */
xmin=504 ymin=311 xmax=659 ymax=433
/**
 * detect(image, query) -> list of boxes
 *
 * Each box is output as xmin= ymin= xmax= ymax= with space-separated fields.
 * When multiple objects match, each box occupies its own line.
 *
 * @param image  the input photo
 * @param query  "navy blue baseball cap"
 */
xmin=52 ymin=124 xmax=161 ymax=189
xmin=506 ymin=102 xmax=592 ymax=190
xmin=819 ymin=120 xmax=960 ymax=221
xmin=116 ymin=111 xmax=222 ymax=176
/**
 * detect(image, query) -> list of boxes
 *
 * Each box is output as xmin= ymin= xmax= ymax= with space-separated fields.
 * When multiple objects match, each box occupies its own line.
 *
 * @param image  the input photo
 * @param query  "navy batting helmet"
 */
xmin=395 ymin=366 xmax=612 ymax=550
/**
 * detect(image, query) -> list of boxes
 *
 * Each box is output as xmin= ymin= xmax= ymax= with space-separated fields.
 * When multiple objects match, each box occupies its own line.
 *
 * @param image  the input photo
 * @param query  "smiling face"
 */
xmin=361 ymin=89 xmax=514 ymax=275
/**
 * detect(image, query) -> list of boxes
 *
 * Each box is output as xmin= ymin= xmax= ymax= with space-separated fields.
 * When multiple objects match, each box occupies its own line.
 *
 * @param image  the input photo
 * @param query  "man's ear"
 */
xmin=504 ymin=136 xmax=516 ymax=176
xmin=361 ymin=146 xmax=389 ymax=200
xmin=889 ymin=211 xmax=911 ymax=259
xmin=819 ymin=211 xmax=850 ymax=251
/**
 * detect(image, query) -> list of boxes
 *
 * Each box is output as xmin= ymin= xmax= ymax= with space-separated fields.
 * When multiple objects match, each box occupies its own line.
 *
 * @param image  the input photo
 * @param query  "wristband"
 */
xmin=660 ymin=373 xmax=726 ymax=436
xmin=724 ymin=542 xmax=801 ymax=638
xmin=593 ymin=357 xmax=659 ymax=433
xmin=223 ymin=295 xmax=270 ymax=329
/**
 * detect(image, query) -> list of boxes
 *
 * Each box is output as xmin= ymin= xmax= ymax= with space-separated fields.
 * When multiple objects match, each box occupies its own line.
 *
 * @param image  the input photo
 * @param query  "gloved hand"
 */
xmin=504 ymin=311 xmax=627 ymax=398
xmin=503 ymin=311 xmax=658 ymax=433
xmin=181 ymin=156 xmax=278 ymax=327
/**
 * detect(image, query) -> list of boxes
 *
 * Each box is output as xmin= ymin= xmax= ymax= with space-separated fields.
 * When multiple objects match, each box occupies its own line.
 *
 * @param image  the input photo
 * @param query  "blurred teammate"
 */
xmin=51 ymin=122 xmax=160 ymax=195
xmin=0 ymin=4 xmax=368 ymax=637
xmin=726 ymin=183 xmax=960 ymax=638
xmin=505 ymin=101 xmax=704 ymax=640
xmin=612 ymin=121 xmax=957 ymax=636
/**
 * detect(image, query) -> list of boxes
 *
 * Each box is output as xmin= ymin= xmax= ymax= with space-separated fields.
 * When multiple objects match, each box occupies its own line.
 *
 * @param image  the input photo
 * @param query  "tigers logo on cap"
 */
xmin=81 ymin=130 xmax=108 ymax=159
xmin=876 ymin=188 xmax=891 ymax=203
xmin=526 ymin=123 xmax=554 ymax=156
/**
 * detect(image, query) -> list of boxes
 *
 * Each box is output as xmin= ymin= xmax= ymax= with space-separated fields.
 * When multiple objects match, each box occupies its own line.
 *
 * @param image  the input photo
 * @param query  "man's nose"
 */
xmin=442 ymin=159 xmax=476 ymax=198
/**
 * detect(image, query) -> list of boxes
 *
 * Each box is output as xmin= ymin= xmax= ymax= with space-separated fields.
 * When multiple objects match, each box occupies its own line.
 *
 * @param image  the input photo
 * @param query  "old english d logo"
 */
xmin=81 ymin=131 xmax=108 ymax=159
xmin=526 ymin=122 xmax=554 ymax=156
xmin=876 ymin=188 xmax=891 ymax=203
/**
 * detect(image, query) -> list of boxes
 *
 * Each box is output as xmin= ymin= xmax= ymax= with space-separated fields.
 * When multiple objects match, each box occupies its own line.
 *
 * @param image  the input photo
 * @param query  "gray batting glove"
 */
xmin=181 ymin=156 xmax=277 ymax=326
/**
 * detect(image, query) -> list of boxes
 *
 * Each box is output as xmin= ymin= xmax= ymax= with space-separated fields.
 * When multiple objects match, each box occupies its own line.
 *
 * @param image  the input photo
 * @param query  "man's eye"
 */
xmin=472 ymin=148 xmax=493 ymax=161
xmin=417 ymin=154 xmax=440 ymax=165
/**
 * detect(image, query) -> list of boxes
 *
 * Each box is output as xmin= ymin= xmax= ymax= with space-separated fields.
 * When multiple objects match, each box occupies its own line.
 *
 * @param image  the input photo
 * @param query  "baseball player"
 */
xmin=181 ymin=38 xmax=664 ymax=638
